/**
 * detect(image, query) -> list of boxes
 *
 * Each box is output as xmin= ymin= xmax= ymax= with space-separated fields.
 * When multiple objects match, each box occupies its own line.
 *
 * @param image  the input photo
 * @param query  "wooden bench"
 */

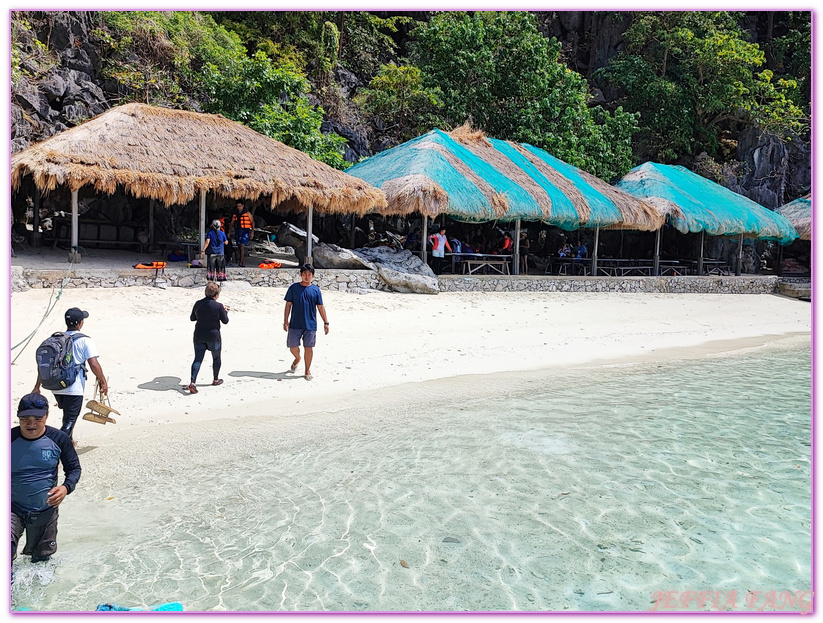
xmin=464 ymin=259 xmax=510 ymax=275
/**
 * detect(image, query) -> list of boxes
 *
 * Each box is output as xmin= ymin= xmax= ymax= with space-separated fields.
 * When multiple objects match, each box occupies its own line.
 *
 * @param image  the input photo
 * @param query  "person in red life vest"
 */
xmin=499 ymin=231 xmax=514 ymax=254
xmin=428 ymin=227 xmax=452 ymax=275
xmin=229 ymin=201 xmax=254 ymax=267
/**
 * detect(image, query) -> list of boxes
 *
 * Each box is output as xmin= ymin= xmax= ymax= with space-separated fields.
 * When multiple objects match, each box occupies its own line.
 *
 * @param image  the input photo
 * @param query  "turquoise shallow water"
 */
xmin=12 ymin=340 xmax=811 ymax=612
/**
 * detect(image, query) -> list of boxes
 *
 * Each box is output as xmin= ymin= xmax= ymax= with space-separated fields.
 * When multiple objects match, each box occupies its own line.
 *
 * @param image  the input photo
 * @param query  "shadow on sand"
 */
xmin=229 ymin=370 xmax=303 ymax=381
xmin=137 ymin=376 xmax=188 ymax=394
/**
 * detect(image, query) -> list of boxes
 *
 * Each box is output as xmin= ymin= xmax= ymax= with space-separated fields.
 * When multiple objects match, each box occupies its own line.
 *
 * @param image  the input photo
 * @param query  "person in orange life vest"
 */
xmin=499 ymin=231 xmax=514 ymax=254
xmin=229 ymin=201 xmax=254 ymax=267
xmin=428 ymin=227 xmax=452 ymax=275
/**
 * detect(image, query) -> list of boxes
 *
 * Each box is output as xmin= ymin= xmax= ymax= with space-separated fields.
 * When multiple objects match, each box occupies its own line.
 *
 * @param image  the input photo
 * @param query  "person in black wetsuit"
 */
xmin=11 ymin=393 xmax=81 ymax=566
xmin=187 ymin=282 xmax=229 ymax=394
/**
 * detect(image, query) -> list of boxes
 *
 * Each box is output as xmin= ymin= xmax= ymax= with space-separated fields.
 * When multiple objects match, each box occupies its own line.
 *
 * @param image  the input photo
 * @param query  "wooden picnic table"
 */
xmin=446 ymin=253 xmax=512 ymax=275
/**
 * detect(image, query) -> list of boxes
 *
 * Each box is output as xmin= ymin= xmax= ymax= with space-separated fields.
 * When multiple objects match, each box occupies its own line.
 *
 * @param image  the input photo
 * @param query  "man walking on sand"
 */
xmin=12 ymin=393 xmax=81 ymax=566
xmin=284 ymin=264 xmax=329 ymax=381
xmin=33 ymin=307 xmax=107 ymax=441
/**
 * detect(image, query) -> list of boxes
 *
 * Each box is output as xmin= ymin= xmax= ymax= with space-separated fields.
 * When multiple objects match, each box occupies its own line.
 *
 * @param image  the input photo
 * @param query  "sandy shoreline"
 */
xmin=9 ymin=285 xmax=811 ymax=447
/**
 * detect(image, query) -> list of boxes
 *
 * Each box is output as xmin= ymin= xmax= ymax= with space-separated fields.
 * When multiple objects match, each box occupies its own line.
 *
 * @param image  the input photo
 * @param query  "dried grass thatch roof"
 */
xmin=10 ymin=103 xmax=386 ymax=215
xmin=617 ymin=162 xmax=798 ymax=244
xmin=775 ymin=194 xmax=811 ymax=241
xmin=346 ymin=125 xmax=660 ymax=230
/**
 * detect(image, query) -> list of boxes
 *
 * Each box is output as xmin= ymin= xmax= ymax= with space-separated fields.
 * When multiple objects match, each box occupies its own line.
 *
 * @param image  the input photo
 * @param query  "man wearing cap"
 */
xmin=11 ymin=394 xmax=81 ymax=565
xmin=33 ymin=307 xmax=108 ymax=440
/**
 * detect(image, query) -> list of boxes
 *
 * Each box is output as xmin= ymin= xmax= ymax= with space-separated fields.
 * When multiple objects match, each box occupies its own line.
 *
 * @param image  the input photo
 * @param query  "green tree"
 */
xmin=410 ymin=11 xmax=638 ymax=181
xmin=355 ymin=63 xmax=442 ymax=142
xmin=201 ymin=51 xmax=348 ymax=169
xmin=596 ymin=11 xmax=809 ymax=161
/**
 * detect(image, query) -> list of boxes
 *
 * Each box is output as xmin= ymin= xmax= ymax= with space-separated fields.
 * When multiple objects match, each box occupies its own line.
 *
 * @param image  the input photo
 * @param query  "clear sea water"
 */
xmin=11 ymin=340 xmax=811 ymax=613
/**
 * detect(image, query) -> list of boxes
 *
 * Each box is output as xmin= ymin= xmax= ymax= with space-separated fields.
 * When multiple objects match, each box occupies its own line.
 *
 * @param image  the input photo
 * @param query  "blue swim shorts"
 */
xmin=236 ymin=230 xmax=250 ymax=246
xmin=287 ymin=328 xmax=317 ymax=348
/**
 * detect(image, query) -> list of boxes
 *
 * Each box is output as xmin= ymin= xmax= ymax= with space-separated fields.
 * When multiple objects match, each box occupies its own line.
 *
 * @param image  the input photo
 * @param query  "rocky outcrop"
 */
xmin=12 ymin=11 xmax=108 ymax=151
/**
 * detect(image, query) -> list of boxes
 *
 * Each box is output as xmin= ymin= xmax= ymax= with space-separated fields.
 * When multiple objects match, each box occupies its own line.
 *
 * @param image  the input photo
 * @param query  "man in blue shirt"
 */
xmin=283 ymin=264 xmax=329 ymax=381
xmin=11 ymin=393 xmax=81 ymax=565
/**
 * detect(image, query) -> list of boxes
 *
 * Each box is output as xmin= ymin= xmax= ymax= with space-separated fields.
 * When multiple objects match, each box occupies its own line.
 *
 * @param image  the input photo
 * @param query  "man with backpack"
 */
xmin=33 ymin=307 xmax=108 ymax=441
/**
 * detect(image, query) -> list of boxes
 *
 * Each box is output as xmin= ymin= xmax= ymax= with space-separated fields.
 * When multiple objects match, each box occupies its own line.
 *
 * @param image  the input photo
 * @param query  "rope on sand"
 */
xmin=11 ymin=250 xmax=77 ymax=364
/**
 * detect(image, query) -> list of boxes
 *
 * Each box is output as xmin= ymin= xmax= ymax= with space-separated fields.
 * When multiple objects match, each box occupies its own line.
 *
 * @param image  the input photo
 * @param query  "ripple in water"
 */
xmin=12 ymin=343 xmax=811 ymax=612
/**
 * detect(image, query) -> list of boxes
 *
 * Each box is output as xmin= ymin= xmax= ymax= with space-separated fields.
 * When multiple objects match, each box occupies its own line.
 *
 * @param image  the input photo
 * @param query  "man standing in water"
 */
xmin=11 ymin=393 xmax=81 ymax=565
xmin=283 ymin=264 xmax=329 ymax=381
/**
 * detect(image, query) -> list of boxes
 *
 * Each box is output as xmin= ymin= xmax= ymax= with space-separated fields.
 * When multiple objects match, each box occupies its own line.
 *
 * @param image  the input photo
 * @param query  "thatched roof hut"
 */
xmin=10 ymin=103 xmax=386 ymax=215
xmin=346 ymin=127 xmax=660 ymax=230
xmin=775 ymin=194 xmax=811 ymax=241
xmin=616 ymin=162 xmax=798 ymax=244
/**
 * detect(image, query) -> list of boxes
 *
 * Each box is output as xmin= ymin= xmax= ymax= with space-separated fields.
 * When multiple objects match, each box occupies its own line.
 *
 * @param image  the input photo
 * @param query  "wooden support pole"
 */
xmin=349 ymin=215 xmax=356 ymax=249
xmin=653 ymin=227 xmax=661 ymax=276
xmin=69 ymin=189 xmax=79 ymax=262
xmin=777 ymin=243 xmax=784 ymax=276
xmin=421 ymin=215 xmax=428 ymax=264
xmin=734 ymin=234 xmax=743 ymax=277
xmin=199 ymin=190 xmax=206 ymax=252
xmin=697 ymin=232 xmax=705 ymax=276
xmin=513 ymin=219 xmax=521 ymax=275
xmin=306 ymin=205 xmax=314 ymax=264
xmin=591 ymin=227 xmax=600 ymax=276
xmin=32 ymin=186 xmax=41 ymax=247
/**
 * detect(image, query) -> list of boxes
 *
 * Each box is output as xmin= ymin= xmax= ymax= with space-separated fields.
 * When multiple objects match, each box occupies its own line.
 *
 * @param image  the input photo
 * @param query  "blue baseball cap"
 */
xmin=17 ymin=393 xmax=49 ymax=417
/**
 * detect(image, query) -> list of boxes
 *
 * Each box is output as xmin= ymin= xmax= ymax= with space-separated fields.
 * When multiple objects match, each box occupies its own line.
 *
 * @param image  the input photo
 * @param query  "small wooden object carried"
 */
xmin=82 ymin=380 xmax=119 ymax=425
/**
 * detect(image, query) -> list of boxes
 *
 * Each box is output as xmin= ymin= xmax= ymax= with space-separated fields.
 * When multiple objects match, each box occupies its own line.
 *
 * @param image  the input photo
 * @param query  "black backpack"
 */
xmin=35 ymin=332 xmax=87 ymax=390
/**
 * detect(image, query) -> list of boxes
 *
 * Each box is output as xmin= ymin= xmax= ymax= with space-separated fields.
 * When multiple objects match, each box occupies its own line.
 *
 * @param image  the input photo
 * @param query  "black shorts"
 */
xmin=11 ymin=506 xmax=58 ymax=561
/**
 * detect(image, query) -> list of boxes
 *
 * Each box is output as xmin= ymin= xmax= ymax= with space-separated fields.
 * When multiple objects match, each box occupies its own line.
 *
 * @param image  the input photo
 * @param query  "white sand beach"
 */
xmin=9 ymin=284 xmax=811 ymax=447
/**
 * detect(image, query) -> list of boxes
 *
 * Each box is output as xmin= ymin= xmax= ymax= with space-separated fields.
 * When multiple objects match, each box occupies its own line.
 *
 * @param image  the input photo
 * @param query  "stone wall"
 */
xmin=12 ymin=265 xmax=781 ymax=295
xmin=11 ymin=266 xmax=384 ymax=293
xmin=438 ymin=274 xmax=780 ymax=294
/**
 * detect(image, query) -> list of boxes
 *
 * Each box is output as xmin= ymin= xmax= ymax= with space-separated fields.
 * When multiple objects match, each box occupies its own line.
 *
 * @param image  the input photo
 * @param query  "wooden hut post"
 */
xmin=32 ymin=186 xmax=41 ymax=247
xmin=148 ymin=199 xmax=155 ymax=245
xmin=199 ymin=190 xmax=206 ymax=253
xmin=777 ymin=243 xmax=784 ymax=276
xmin=697 ymin=232 xmax=705 ymax=276
xmin=591 ymin=227 xmax=600 ymax=276
xmin=306 ymin=205 xmax=314 ymax=265
xmin=653 ymin=227 xmax=661 ymax=276
xmin=69 ymin=189 xmax=79 ymax=262
xmin=513 ymin=219 xmax=521 ymax=275
xmin=421 ymin=215 xmax=428 ymax=264
xmin=736 ymin=233 xmax=743 ymax=276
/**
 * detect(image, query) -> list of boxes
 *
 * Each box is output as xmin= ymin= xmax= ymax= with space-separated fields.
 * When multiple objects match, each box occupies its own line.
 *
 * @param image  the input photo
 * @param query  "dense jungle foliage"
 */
xmin=11 ymin=10 xmax=811 ymax=181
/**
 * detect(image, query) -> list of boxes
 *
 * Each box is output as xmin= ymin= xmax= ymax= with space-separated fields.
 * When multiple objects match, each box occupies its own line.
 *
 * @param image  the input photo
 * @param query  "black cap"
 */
xmin=17 ymin=393 xmax=49 ymax=417
xmin=65 ymin=307 xmax=89 ymax=326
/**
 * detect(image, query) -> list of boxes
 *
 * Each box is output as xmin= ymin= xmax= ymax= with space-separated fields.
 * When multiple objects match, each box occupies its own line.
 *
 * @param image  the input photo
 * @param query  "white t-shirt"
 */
xmin=52 ymin=331 xmax=100 ymax=396
xmin=431 ymin=233 xmax=448 ymax=258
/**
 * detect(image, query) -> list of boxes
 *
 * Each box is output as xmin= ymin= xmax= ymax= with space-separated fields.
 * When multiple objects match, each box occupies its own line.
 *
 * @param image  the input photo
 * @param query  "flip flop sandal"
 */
xmin=187 ymin=383 xmax=198 ymax=394
xmin=212 ymin=379 xmax=224 ymax=386
xmin=305 ymin=374 xmax=313 ymax=381
xmin=289 ymin=362 xmax=299 ymax=372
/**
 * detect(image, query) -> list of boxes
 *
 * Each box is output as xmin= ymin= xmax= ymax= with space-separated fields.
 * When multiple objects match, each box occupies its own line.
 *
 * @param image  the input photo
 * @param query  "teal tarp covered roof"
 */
xmin=616 ymin=162 xmax=799 ymax=244
xmin=775 ymin=194 xmax=811 ymax=241
xmin=346 ymin=128 xmax=660 ymax=230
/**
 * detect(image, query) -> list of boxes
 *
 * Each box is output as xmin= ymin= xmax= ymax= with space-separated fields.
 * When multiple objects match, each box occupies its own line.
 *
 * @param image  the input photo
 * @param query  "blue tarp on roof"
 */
xmin=346 ymin=129 xmax=623 ymax=229
xmin=616 ymin=162 xmax=798 ymax=244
